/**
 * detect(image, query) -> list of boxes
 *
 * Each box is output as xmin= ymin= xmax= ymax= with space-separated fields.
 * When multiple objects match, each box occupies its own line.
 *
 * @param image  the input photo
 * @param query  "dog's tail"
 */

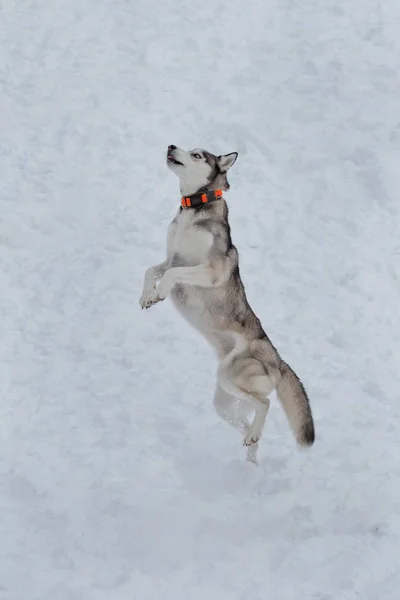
xmin=276 ymin=361 xmax=315 ymax=446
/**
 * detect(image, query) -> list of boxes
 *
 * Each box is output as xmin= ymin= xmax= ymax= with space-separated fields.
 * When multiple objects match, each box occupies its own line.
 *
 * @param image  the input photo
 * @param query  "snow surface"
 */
xmin=1 ymin=0 xmax=400 ymax=598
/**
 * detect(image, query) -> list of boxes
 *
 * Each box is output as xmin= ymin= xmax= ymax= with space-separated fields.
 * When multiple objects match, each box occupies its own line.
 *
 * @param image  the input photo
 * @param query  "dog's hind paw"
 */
xmin=243 ymin=433 xmax=260 ymax=446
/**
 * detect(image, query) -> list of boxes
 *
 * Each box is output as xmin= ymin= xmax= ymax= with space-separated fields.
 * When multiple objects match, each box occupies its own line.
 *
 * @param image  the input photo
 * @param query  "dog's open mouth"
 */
xmin=167 ymin=154 xmax=184 ymax=166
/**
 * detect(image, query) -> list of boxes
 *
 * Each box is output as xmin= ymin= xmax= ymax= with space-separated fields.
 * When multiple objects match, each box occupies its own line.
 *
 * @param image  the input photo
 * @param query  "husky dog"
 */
xmin=140 ymin=145 xmax=315 ymax=463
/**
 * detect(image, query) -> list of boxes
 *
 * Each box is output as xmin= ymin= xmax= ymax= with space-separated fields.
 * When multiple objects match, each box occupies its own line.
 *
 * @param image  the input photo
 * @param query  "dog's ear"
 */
xmin=217 ymin=152 xmax=238 ymax=173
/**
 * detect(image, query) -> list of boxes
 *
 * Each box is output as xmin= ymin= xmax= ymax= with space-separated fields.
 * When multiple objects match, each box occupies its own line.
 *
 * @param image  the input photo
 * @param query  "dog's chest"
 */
xmin=167 ymin=210 xmax=212 ymax=266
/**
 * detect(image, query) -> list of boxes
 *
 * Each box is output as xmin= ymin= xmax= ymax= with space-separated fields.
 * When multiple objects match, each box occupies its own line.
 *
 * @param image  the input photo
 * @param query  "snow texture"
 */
xmin=1 ymin=0 xmax=400 ymax=598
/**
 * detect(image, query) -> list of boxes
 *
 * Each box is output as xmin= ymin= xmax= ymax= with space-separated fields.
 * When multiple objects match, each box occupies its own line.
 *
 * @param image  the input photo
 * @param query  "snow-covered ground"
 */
xmin=1 ymin=0 xmax=400 ymax=598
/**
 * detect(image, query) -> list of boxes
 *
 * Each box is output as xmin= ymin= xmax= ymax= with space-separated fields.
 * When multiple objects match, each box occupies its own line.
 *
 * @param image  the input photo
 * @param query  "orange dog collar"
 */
xmin=181 ymin=189 xmax=223 ymax=209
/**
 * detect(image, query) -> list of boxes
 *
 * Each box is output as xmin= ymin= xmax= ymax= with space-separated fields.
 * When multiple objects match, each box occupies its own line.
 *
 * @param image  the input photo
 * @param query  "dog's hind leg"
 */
xmin=213 ymin=384 xmax=261 ymax=464
xmin=213 ymin=384 xmax=250 ymax=435
xmin=242 ymin=397 xmax=270 ymax=447
xmin=218 ymin=354 xmax=276 ymax=462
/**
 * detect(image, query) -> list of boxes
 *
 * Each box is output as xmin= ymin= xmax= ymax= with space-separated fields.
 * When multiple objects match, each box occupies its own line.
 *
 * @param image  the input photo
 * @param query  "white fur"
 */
xmin=167 ymin=148 xmax=215 ymax=196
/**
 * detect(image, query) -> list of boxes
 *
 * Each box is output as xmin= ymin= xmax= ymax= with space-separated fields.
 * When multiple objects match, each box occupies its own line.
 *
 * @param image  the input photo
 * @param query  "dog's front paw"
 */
xmin=140 ymin=288 xmax=167 ymax=309
xmin=139 ymin=287 xmax=155 ymax=309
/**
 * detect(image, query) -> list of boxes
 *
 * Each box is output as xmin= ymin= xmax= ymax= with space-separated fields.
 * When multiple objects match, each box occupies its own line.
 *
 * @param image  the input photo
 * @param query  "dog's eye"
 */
xmin=192 ymin=153 xmax=202 ymax=159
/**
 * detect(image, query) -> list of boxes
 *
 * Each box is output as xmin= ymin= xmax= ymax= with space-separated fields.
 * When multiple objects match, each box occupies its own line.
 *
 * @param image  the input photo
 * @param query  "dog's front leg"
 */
xmin=139 ymin=260 xmax=169 ymax=308
xmin=142 ymin=263 xmax=222 ymax=309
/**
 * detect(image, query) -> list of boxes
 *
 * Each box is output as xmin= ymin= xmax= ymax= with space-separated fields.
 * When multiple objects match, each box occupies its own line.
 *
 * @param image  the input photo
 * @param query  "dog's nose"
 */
xmin=168 ymin=145 xmax=176 ymax=151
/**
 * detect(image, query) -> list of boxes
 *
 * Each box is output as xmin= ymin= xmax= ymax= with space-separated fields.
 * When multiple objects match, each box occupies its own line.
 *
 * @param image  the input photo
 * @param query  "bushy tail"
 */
xmin=276 ymin=361 xmax=315 ymax=446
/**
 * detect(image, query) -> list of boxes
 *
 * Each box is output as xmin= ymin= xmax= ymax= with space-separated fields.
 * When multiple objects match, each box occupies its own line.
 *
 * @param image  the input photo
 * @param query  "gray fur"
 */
xmin=140 ymin=146 xmax=315 ymax=463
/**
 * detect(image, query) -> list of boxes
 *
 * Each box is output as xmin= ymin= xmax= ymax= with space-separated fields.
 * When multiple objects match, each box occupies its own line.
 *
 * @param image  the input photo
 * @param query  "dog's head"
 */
xmin=166 ymin=145 xmax=238 ymax=196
